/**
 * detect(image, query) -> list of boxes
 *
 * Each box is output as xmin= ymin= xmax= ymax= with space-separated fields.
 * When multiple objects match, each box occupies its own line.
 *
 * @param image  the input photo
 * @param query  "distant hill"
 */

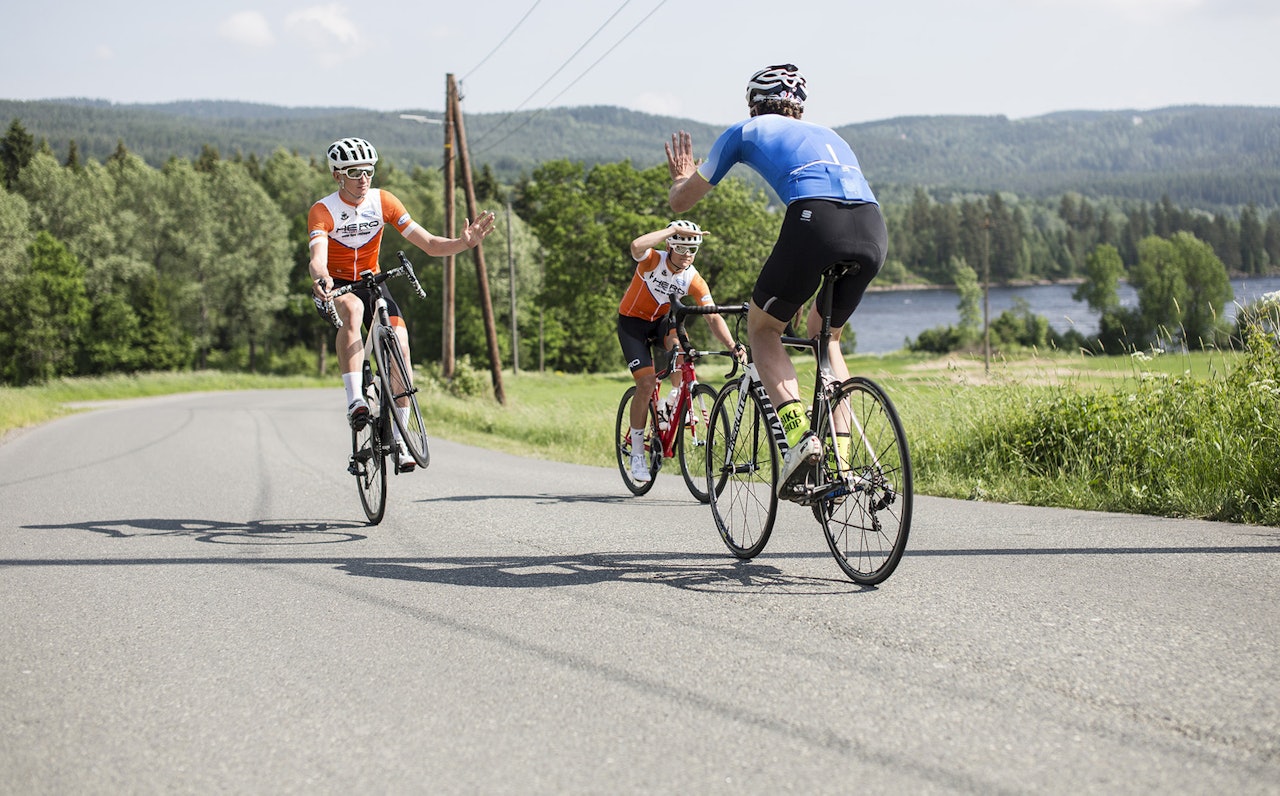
xmin=3 ymin=98 xmax=1278 ymax=210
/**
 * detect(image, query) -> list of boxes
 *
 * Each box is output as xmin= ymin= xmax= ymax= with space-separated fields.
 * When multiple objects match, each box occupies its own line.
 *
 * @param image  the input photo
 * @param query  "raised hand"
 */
xmin=463 ymin=210 xmax=497 ymax=247
xmin=665 ymin=130 xmax=697 ymax=182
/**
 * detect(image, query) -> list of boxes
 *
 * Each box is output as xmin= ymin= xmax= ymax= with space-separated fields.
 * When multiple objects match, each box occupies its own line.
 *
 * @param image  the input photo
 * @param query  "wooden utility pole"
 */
xmin=983 ymin=216 xmax=992 ymax=376
xmin=442 ymin=77 xmax=457 ymax=379
xmin=506 ymin=201 xmax=519 ymax=374
xmin=447 ymin=74 xmax=507 ymax=404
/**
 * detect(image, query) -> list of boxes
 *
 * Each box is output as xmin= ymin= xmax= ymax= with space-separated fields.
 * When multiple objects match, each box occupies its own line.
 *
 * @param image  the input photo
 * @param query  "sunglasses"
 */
xmin=669 ymin=244 xmax=699 ymax=255
xmin=342 ymin=166 xmax=375 ymax=179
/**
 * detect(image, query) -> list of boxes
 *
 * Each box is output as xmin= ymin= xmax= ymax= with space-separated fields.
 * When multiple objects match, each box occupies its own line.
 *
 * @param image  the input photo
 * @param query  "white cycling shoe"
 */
xmin=777 ymin=432 xmax=822 ymax=500
xmin=629 ymin=455 xmax=652 ymax=483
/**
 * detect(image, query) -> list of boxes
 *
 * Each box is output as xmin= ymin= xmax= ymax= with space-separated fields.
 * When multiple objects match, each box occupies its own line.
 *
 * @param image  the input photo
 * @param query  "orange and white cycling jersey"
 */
xmin=617 ymin=249 xmax=715 ymax=321
xmin=308 ymin=189 xmax=416 ymax=282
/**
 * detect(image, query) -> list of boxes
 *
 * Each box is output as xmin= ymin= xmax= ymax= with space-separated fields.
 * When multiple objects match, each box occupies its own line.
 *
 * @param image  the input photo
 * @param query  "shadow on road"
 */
xmin=335 ymin=553 xmax=866 ymax=594
xmin=20 ymin=517 xmax=368 ymax=544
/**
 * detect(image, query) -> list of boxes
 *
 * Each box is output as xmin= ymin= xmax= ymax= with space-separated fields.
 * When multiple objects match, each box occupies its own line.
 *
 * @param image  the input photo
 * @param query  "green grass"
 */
xmin=4 ymin=344 xmax=1277 ymax=526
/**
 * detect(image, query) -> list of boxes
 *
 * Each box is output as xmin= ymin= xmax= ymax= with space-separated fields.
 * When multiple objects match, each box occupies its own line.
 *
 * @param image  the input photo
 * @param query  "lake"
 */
xmin=846 ymin=275 xmax=1280 ymax=355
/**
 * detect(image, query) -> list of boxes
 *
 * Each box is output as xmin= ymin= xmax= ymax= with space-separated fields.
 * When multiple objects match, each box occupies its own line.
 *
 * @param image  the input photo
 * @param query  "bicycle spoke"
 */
xmin=813 ymin=377 xmax=912 ymax=585
xmin=380 ymin=333 xmax=430 ymax=469
xmin=707 ymin=379 xmax=777 ymax=558
xmin=679 ymin=382 xmax=720 ymax=503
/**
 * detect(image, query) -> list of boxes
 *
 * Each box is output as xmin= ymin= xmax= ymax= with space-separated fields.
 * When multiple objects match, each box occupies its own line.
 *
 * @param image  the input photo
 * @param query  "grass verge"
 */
xmin=3 ymin=344 xmax=1276 ymax=526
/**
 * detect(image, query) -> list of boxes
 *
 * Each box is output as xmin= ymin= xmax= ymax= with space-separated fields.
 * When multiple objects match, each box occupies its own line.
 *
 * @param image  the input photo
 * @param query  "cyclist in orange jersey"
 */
xmin=617 ymin=220 xmax=744 ymax=483
xmin=308 ymin=137 xmax=496 ymax=469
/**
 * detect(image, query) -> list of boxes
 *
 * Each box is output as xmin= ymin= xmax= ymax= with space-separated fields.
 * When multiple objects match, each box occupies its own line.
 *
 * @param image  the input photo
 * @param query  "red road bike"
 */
xmin=614 ymin=301 xmax=747 ymax=502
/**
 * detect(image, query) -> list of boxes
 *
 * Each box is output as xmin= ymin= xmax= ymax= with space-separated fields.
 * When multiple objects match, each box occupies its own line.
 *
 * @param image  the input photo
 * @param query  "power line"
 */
xmin=470 ymin=0 xmax=669 ymax=157
xmin=468 ymin=0 xmax=640 ymax=149
xmin=461 ymin=0 xmax=544 ymax=83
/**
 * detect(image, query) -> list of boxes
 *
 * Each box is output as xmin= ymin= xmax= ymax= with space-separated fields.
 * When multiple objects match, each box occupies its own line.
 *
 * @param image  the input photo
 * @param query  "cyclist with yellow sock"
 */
xmin=666 ymin=65 xmax=887 ymax=499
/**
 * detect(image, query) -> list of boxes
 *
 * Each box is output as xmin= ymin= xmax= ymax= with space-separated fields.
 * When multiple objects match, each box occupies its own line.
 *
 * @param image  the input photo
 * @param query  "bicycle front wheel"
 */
xmin=377 ymin=332 xmax=430 ymax=469
xmin=678 ymin=382 xmax=722 ymax=503
xmin=351 ymin=400 xmax=387 ymax=525
xmin=812 ymin=376 xmax=912 ymax=585
xmin=706 ymin=378 xmax=778 ymax=558
xmin=614 ymin=386 xmax=660 ymax=495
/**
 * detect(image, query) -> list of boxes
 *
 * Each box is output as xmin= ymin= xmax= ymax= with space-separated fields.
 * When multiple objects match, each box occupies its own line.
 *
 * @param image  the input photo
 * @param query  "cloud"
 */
xmin=94 ymin=45 xmax=114 ymax=60
xmin=286 ymin=3 xmax=363 ymax=60
xmin=219 ymin=12 xmax=275 ymax=48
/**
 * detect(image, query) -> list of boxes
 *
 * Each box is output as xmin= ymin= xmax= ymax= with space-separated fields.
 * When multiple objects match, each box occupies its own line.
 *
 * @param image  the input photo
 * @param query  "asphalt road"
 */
xmin=2 ymin=389 xmax=1277 ymax=794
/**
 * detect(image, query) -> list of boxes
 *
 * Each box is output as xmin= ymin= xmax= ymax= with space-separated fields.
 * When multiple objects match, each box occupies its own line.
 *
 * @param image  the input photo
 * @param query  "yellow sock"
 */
xmin=827 ymin=432 xmax=852 ymax=471
xmin=777 ymin=400 xmax=809 ymax=448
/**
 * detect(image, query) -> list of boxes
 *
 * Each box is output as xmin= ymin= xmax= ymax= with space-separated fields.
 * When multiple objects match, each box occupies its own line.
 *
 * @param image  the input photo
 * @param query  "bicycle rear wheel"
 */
xmin=812 ymin=376 xmax=912 ymax=585
xmin=351 ymin=377 xmax=387 ymax=525
xmin=377 ymin=331 xmax=430 ymax=469
xmin=615 ymin=386 xmax=660 ymax=495
xmin=706 ymin=378 xmax=778 ymax=558
xmin=678 ymin=382 xmax=722 ymax=503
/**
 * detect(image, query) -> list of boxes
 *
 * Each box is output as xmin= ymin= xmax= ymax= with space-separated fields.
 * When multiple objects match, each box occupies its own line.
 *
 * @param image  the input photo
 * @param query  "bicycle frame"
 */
xmin=710 ymin=263 xmax=876 ymax=501
xmin=648 ymin=351 xmax=699 ymax=459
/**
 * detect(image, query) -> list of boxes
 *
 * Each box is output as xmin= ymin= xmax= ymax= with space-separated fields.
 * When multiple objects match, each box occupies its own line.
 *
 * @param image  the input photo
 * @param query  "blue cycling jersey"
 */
xmin=697 ymin=115 xmax=877 ymax=206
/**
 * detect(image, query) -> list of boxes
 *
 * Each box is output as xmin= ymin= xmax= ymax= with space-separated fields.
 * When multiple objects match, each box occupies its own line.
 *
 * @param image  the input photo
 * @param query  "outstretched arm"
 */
xmin=666 ymin=130 xmax=714 ymax=213
xmin=404 ymin=210 xmax=497 ymax=257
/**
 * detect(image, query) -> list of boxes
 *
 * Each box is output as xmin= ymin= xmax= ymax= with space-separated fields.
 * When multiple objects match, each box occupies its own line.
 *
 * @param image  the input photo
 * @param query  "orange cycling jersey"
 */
xmin=618 ymin=249 xmax=715 ymax=321
xmin=308 ymin=189 xmax=415 ymax=282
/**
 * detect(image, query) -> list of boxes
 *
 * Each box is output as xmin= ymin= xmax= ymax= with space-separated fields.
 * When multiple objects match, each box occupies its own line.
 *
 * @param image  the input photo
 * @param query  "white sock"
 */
xmin=630 ymin=427 xmax=644 ymax=456
xmin=342 ymin=371 xmax=361 ymax=407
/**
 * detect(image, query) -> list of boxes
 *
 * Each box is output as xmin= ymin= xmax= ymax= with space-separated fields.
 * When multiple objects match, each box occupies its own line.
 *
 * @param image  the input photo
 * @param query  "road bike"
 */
xmin=614 ymin=301 xmax=747 ymax=502
xmin=705 ymin=262 xmax=912 ymax=585
xmin=324 ymin=252 xmax=431 ymax=525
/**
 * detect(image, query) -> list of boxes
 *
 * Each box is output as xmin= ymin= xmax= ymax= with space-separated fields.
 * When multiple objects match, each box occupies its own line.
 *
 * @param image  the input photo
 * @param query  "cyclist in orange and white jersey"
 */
xmin=308 ymin=137 xmax=495 ymax=468
xmin=617 ymin=220 xmax=744 ymax=482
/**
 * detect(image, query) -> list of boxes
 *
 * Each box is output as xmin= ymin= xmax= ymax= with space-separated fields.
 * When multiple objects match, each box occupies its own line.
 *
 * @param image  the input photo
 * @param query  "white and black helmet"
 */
xmin=668 ymin=220 xmax=703 ymax=246
xmin=326 ymin=137 xmax=379 ymax=171
xmin=745 ymin=64 xmax=807 ymax=109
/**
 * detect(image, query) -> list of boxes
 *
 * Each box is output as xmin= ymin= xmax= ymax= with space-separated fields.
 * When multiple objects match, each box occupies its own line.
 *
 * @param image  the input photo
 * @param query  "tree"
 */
xmin=0 ymin=232 xmax=90 ymax=384
xmin=1129 ymin=232 xmax=1232 ymax=349
xmin=952 ymin=256 xmax=982 ymax=344
xmin=0 ymin=119 xmax=35 ymax=190
xmin=1075 ymin=243 xmax=1126 ymax=314
xmin=521 ymin=159 xmax=774 ymax=371
xmin=1239 ymin=204 xmax=1266 ymax=275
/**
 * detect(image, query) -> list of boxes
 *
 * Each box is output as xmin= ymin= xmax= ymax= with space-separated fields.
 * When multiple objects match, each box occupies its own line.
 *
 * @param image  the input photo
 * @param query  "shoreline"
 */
xmin=867 ymin=271 xmax=1279 ymax=293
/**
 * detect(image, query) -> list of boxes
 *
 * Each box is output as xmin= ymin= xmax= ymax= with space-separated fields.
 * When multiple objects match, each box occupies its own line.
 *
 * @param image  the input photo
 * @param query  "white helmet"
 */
xmin=326 ymin=137 xmax=379 ymax=171
xmin=668 ymin=220 xmax=703 ymax=246
xmin=746 ymin=64 xmax=807 ymax=110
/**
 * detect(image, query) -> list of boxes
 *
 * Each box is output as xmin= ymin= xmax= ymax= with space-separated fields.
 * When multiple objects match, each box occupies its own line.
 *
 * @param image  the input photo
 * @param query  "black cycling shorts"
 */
xmin=752 ymin=199 xmax=888 ymax=325
xmin=617 ymin=314 xmax=676 ymax=374
xmin=313 ymin=278 xmax=404 ymax=330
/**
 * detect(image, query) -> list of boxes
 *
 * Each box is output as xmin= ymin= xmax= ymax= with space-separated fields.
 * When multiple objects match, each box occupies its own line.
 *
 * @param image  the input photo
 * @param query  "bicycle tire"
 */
xmin=377 ymin=331 xmax=430 ymax=469
xmin=614 ymin=386 xmax=660 ymax=495
xmin=352 ymin=374 xmax=387 ymax=525
xmin=678 ymin=382 xmax=722 ymax=503
xmin=812 ymin=376 xmax=912 ymax=585
xmin=706 ymin=378 xmax=778 ymax=558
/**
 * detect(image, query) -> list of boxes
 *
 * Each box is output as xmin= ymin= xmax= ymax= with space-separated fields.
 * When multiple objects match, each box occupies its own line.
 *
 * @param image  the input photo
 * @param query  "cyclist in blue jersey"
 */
xmin=666 ymin=64 xmax=888 ymax=500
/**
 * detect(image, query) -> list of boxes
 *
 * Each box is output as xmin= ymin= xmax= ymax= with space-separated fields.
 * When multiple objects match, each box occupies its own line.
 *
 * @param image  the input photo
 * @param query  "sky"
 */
xmin=3 ymin=0 xmax=1278 ymax=130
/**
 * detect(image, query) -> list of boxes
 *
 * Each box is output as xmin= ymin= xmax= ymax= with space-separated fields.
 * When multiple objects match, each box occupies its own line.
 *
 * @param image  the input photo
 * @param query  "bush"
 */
xmin=932 ymin=324 xmax=1280 ymax=524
